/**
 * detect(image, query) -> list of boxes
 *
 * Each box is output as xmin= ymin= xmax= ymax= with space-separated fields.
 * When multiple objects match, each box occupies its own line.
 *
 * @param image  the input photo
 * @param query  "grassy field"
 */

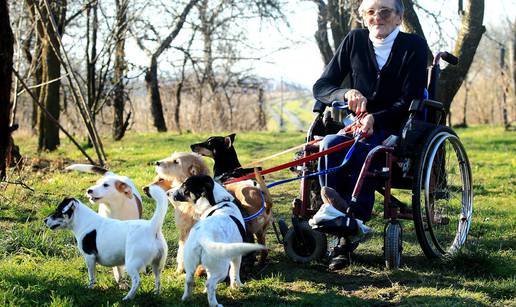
xmin=1 ymin=127 xmax=515 ymax=306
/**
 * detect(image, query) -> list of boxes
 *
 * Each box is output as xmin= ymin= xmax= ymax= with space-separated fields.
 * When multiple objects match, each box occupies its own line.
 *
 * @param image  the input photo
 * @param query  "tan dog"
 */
xmin=191 ymin=134 xmax=274 ymax=263
xmin=156 ymin=152 xmax=273 ymax=266
xmin=154 ymin=152 xmax=210 ymax=273
xmin=225 ymin=169 xmax=273 ymax=264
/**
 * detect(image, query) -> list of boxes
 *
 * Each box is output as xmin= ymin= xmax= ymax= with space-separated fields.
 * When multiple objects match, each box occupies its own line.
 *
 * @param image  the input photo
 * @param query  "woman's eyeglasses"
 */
xmin=363 ymin=8 xmax=395 ymax=20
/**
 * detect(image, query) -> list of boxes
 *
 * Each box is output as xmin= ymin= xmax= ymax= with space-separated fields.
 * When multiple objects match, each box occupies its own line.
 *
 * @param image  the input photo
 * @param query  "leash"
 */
xmin=232 ymin=102 xmax=366 ymax=222
xmin=241 ymin=133 xmax=364 ymax=222
xmin=266 ymin=132 xmax=364 ymax=188
xmin=239 ymin=138 xmax=322 ymax=169
xmin=223 ymin=138 xmax=356 ymax=185
xmin=236 ymin=101 xmax=347 ymax=170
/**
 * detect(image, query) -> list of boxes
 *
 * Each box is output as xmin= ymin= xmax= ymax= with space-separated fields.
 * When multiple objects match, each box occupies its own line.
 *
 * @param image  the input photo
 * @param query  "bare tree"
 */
xmin=0 ymin=0 xmax=15 ymax=179
xmin=134 ymin=0 xmax=200 ymax=132
xmin=25 ymin=0 xmax=67 ymax=151
xmin=112 ymin=0 xmax=130 ymax=140
xmin=313 ymin=0 xmax=362 ymax=65
xmin=435 ymin=0 xmax=485 ymax=112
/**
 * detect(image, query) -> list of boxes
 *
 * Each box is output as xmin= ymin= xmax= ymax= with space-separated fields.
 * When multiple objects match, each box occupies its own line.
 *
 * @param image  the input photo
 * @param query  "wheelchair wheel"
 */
xmin=284 ymin=221 xmax=327 ymax=263
xmin=384 ymin=221 xmax=402 ymax=269
xmin=412 ymin=126 xmax=473 ymax=258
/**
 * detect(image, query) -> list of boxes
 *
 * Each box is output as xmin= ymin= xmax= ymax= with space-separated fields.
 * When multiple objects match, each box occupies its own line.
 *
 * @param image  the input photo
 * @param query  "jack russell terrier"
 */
xmin=44 ymin=184 xmax=168 ymax=301
xmin=170 ymin=175 xmax=265 ymax=307
xmin=65 ymin=164 xmax=143 ymax=220
xmin=66 ymin=163 xmax=143 ymax=282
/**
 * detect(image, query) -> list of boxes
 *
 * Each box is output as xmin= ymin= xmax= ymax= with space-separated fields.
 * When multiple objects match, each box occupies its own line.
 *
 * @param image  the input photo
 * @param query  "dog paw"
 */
xmin=122 ymin=294 xmax=134 ymax=301
xmin=230 ymin=281 xmax=243 ymax=289
xmin=87 ymin=283 xmax=95 ymax=289
xmin=181 ymin=294 xmax=190 ymax=301
xmin=118 ymin=281 xmax=129 ymax=290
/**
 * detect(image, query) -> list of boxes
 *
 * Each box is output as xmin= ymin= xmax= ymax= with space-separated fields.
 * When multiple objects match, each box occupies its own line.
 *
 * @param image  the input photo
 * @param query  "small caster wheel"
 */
xmin=384 ymin=221 xmax=402 ymax=270
xmin=284 ymin=221 xmax=327 ymax=263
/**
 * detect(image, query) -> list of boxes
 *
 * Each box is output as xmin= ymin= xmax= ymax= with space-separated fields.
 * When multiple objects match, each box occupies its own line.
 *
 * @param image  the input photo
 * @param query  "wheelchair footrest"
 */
xmin=311 ymin=216 xmax=359 ymax=237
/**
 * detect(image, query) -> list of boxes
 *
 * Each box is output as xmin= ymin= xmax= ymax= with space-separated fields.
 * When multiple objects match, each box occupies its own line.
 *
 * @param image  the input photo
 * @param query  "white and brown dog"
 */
xmin=44 ymin=185 xmax=168 ymax=301
xmin=66 ymin=164 xmax=143 ymax=220
xmin=66 ymin=164 xmax=143 ymax=282
xmin=170 ymin=175 xmax=265 ymax=307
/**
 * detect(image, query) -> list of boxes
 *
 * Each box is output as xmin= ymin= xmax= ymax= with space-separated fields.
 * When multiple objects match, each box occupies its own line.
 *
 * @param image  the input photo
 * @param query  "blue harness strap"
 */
xmin=267 ymin=133 xmax=362 ymax=189
xmin=244 ymin=134 xmax=362 ymax=222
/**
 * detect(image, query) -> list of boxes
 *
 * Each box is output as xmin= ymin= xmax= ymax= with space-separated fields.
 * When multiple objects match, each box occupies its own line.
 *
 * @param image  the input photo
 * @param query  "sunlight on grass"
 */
xmin=1 ymin=126 xmax=515 ymax=305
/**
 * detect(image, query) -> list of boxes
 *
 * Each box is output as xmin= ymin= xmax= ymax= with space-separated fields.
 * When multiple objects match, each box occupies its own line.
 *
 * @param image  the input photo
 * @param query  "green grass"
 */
xmin=1 ymin=126 xmax=515 ymax=306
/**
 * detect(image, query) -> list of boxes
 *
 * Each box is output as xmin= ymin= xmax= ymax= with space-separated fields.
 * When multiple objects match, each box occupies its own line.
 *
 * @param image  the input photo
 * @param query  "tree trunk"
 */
xmin=314 ymin=0 xmax=334 ymax=65
xmin=144 ymin=0 xmax=200 ymax=132
xmin=113 ymin=0 xmax=128 ymax=140
xmin=34 ymin=0 xmax=66 ymax=151
xmin=84 ymin=1 xmax=97 ymax=147
xmin=513 ymin=22 xmax=516 ymax=96
xmin=313 ymin=0 xmax=361 ymax=65
xmin=258 ymin=87 xmax=266 ymax=128
xmin=437 ymin=0 xmax=485 ymax=111
xmin=0 ymin=0 xmax=15 ymax=179
xmin=146 ymin=56 xmax=167 ymax=132
xmin=25 ymin=0 xmax=43 ymax=130
xmin=462 ymin=82 xmax=468 ymax=126
xmin=86 ymin=2 xmax=98 ymax=126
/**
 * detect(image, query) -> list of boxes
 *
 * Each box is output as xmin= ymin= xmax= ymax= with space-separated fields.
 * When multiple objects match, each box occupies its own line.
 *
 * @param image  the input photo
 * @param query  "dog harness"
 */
xmin=206 ymin=203 xmax=248 ymax=242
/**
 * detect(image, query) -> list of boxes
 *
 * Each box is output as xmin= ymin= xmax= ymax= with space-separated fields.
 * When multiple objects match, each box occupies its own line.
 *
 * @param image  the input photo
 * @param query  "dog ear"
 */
xmin=61 ymin=199 xmax=76 ymax=217
xmin=203 ymin=179 xmax=216 ymax=206
xmin=188 ymin=164 xmax=198 ymax=176
xmin=225 ymin=133 xmax=236 ymax=148
xmin=115 ymin=180 xmax=134 ymax=199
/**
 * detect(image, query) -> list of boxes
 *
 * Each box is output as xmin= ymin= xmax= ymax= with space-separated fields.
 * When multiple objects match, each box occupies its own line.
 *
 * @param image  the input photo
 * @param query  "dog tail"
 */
xmin=254 ymin=168 xmax=273 ymax=214
xmin=66 ymin=164 xmax=109 ymax=175
xmin=147 ymin=185 xmax=169 ymax=233
xmin=199 ymin=238 xmax=266 ymax=259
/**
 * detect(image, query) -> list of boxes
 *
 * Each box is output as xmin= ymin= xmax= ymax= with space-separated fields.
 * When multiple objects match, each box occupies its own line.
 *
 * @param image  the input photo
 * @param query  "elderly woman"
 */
xmin=313 ymin=0 xmax=429 ymax=270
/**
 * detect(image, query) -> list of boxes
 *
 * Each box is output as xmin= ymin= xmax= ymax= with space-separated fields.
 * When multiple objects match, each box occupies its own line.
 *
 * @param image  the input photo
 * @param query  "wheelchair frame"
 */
xmin=278 ymin=52 xmax=473 ymax=269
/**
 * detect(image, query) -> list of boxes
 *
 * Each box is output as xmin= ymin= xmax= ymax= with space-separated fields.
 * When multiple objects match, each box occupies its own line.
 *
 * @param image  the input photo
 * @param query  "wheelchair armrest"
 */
xmin=409 ymin=99 xmax=445 ymax=113
xmin=312 ymin=100 xmax=327 ymax=113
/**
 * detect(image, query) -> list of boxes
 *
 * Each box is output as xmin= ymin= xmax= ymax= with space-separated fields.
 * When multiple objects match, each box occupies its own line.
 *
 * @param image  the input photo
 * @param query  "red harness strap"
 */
xmin=224 ymin=138 xmax=356 ymax=185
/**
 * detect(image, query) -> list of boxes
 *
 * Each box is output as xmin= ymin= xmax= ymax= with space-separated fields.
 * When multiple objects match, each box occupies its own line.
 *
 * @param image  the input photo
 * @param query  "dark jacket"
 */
xmin=313 ymin=29 xmax=429 ymax=133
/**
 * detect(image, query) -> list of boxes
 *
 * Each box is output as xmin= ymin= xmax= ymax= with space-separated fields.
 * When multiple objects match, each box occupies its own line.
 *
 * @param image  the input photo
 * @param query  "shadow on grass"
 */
xmin=1 ymin=270 xmax=184 ymax=306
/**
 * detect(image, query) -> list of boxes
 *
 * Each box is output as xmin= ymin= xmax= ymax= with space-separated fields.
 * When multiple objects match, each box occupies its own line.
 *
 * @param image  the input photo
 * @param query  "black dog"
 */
xmin=190 ymin=133 xmax=258 ymax=182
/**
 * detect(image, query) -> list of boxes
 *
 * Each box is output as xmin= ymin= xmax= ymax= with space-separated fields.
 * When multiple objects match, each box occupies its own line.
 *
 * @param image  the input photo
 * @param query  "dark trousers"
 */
xmin=318 ymin=130 xmax=387 ymax=222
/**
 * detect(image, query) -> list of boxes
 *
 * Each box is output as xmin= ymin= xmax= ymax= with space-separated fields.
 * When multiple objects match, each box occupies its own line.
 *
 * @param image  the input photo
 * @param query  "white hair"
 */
xmin=359 ymin=0 xmax=405 ymax=15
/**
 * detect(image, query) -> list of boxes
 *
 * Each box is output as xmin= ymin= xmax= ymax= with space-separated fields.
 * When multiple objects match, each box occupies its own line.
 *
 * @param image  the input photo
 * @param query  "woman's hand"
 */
xmin=360 ymin=114 xmax=374 ymax=136
xmin=344 ymin=89 xmax=367 ymax=114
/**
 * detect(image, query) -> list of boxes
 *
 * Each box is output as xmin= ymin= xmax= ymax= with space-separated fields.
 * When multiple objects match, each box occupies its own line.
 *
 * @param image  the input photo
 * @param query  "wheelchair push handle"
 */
xmin=332 ymin=101 xmax=349 ymax=109
xmin=312 ymin=99 xmax=349 ymax=113
xmin=434 ymin=51 xmax=459 ymax=66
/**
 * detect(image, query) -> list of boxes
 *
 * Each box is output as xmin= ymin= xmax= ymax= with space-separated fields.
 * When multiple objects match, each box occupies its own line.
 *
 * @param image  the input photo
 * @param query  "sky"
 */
xmin=251 ymin=0 xmax=516 ymax=89
xmin=121 ymin=0 xmax=516 ymax=90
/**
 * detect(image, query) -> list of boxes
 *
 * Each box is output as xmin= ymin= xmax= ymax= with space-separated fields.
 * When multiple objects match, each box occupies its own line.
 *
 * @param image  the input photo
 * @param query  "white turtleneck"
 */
xmin=369 ymin=26 xmax=400 ymax=70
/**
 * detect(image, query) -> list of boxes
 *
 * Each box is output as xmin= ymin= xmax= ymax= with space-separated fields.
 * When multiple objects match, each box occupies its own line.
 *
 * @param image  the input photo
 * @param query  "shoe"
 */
xmin=328 ymin=254 xmax=349 ymax=271
xmin=320 ymin=187 xmax=349 ymax=213
xmin=348 ymin=222 xmax=373 ymax=244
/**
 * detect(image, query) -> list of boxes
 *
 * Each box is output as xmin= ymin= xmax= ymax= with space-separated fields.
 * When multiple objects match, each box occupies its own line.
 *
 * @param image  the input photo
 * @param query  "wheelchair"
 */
xmin=278 ymin=52 xmax=473 ymax=269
